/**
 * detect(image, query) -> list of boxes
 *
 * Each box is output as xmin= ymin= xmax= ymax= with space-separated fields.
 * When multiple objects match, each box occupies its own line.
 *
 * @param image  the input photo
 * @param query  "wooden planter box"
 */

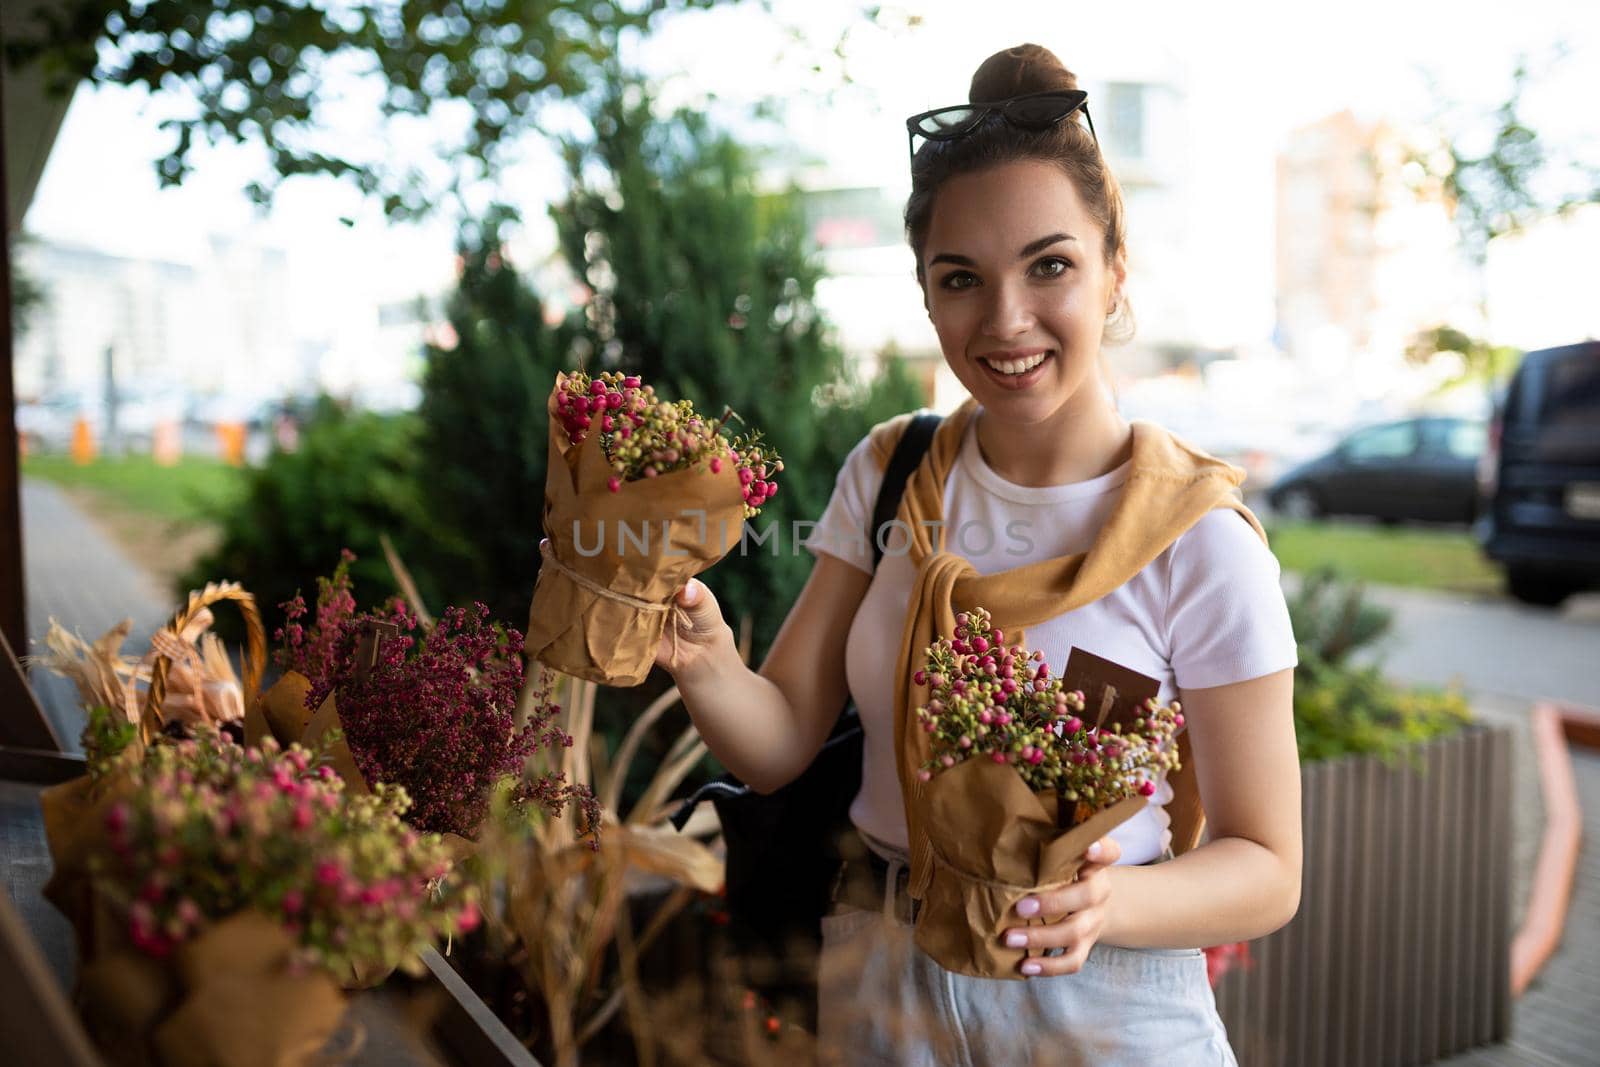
xmin=1214 ymin=724 xmax=1513 ymax=1067
xmin=0 ymin=745 xmax=542 ymax=1067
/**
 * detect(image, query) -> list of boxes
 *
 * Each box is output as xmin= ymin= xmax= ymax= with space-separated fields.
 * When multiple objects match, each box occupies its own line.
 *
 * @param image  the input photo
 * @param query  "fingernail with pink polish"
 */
xmin=1020 ymin=962 xmax=1042 ymax=976
xmin=1005 ymin=932 xmax=1028 ymax=948
xmin=1016 ymin=897 xmax=1040 ymax=918
xmin=1087 ymin=842 xmax=1103 ymax=861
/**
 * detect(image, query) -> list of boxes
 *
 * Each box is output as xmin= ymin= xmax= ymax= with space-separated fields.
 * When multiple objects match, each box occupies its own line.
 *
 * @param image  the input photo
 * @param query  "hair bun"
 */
xmin=969 ymin=44 xmax=1078 ymax=103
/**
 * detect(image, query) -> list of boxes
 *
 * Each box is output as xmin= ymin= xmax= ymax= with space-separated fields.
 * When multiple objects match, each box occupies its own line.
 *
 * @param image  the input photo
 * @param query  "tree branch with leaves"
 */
xmin=3 ymin=0 xmax=732 ymax=222
xmin=1410 ymin=52 xmax=1600 ymax=269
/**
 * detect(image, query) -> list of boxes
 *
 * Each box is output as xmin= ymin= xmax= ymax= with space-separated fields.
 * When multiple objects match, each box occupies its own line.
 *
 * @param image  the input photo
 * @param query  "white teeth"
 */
xmin=983 ymin=352 xmax=1047 ymax=375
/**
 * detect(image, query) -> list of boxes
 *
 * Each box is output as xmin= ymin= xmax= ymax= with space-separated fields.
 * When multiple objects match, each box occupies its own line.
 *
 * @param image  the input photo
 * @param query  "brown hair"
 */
xmin=905 ymin=43 xmax=1134 ymax=343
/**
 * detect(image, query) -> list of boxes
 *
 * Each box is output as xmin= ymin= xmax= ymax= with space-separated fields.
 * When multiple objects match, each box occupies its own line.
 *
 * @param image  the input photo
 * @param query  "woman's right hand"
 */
xmin=654 ymin=578 xmax=733 ymax=682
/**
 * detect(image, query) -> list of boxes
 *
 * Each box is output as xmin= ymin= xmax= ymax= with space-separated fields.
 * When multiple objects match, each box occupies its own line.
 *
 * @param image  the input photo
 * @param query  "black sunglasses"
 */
xmin=905 ymin=89 xmax=1097 ymax=163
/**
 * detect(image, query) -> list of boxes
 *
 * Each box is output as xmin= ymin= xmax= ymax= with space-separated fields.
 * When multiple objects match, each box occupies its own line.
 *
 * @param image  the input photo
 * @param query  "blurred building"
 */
xmin=13 ymin=234 xmax=300 ymax=403
xmin=1274 ymin=111 xmax=1472 ymax=379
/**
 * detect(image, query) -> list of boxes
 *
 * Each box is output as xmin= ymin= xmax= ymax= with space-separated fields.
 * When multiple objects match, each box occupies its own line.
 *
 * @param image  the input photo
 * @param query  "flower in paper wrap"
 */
xmin=39 ymin=713 xmax=477 ymax=1067
xmin=525 ymin=371 xmax=751 ymax=686
xmin=908 ymin=608 xmax=1183 ymax=978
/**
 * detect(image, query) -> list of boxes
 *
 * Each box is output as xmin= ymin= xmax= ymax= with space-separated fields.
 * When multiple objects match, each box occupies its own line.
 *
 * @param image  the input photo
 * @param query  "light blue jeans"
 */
xmin=816 ymin=852 xmax=1238 ymax=1067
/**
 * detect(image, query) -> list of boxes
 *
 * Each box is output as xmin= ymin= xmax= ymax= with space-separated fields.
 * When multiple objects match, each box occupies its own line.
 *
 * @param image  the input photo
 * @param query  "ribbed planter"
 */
xmin=1214 ymin=723 xmax=1513 ymax=1067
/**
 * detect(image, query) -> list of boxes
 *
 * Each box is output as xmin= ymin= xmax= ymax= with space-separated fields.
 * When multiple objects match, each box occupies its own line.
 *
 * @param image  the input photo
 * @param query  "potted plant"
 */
xmin=1211 ymin=568 xmax=1511 ymax=1067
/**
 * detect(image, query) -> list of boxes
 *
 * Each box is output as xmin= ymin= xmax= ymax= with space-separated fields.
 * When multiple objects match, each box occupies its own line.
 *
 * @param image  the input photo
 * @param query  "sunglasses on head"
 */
xmin=905 ymin=89 xmax=1097 ymax=163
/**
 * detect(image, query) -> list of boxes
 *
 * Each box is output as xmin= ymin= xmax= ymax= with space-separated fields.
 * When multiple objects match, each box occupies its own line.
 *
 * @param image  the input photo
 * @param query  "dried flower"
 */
xmin=82 ymin=704 xmax=140 ymax=780
xmin=555 ymin=370 xmax=783 ymax=518
xmin=274 ymin=548 xmax=360 ymax=680
xmin=287 ymin=558 xmax=600 ymax=841
xmin=914 ymin=608 xmax=1183 ymax=822
xmin=86 ymin=711 xmax=475 ymax=979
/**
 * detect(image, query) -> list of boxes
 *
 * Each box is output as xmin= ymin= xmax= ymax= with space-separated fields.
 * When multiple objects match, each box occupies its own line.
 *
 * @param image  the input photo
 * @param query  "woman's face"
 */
xmin=920 ymin=159 xmax=1124 ymax=427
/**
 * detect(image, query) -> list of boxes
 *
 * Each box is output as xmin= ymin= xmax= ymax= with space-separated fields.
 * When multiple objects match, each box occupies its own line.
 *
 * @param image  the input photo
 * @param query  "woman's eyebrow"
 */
xmin=1018 ymin=232 xmax=1076 ymax=258
xmin=928 ymin=233 xmax=1078 ymax=269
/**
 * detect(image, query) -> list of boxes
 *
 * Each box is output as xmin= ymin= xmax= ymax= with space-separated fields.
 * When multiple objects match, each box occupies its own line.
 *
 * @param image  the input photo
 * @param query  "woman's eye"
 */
xmin=940 ymin=271 xmax=979 ymax=290
xmin=1033 ymin=257 xmax=1070 ymax=278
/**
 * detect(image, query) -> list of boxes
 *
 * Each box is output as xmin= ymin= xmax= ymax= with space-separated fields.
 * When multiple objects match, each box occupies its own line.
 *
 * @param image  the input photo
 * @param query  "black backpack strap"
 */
xmin=870 ymin=411 xmax=943 ymax=571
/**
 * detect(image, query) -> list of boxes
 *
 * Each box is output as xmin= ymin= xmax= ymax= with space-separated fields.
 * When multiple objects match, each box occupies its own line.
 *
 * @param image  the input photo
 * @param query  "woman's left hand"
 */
xmin=1003 ymin=834 xmax=1121 ymax=977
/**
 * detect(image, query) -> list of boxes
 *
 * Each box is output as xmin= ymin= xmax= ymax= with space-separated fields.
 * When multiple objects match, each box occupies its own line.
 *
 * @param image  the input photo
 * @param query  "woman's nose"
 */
xmin=979 ymin=282 xmax=1034 ymax=338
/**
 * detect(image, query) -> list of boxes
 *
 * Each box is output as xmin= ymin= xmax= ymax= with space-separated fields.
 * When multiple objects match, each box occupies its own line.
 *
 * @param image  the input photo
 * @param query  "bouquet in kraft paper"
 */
xmin=55 ymin=714 xmax=476 ymax=1067
xmin=33 ymin=583 xmax=477 ymax=1067
xmin=526 ymin=370 xmax=782 ymax=686
xmin=909 ymin=609 xmax=1183 ymax=978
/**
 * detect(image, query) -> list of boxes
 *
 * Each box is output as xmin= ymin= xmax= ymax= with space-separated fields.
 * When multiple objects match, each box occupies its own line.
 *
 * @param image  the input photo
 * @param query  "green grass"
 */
xmin=22 ymin=453 xmax=245 ymax=524
xmin=1265 ymin=519 xmax=1503 ymax=595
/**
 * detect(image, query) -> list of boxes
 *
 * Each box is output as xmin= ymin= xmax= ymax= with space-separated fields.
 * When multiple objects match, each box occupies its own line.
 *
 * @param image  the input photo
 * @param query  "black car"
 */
xmin=1267 ymin=416 xmax=1485 ymax=525
xmin=1477 ymin=341 xmax=1600 ymax=606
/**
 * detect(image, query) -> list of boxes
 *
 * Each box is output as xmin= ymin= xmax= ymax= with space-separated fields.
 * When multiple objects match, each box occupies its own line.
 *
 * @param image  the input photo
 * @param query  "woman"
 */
xmin=656 ymin=43 xmax=1300 ymax=1066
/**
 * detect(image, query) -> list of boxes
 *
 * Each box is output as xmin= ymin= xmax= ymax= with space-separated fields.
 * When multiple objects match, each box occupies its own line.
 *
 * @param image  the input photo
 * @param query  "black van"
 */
xmin=1477 ymin=341 xmax=1600 ymax=606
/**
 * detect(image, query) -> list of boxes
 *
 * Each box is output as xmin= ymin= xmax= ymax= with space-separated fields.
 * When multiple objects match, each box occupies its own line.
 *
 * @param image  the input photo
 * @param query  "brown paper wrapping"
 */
xmin=524 ymin=373 xmax=747 ymax=687
xmin=151 ymin=912 xmax=347 ymax=1067
xmin=41 ymin=773 xmax=135 ymax=959
xmin=300 ymin=691 xmax=371 ymax=798
xmin=76 ymin=909 xmax=348 ymax=1067
xmin=250 ymin=672 xmax=370 ymax=798
xmin=914 ymin=758 xmax=1147 ymax=978
xmin=42 ymin=765 xmax=350 ymax=1066
xmin=76 ymin=946 xmax=171 ymax=1067
xmin=253 ymin=670 xmax=313 ymax=749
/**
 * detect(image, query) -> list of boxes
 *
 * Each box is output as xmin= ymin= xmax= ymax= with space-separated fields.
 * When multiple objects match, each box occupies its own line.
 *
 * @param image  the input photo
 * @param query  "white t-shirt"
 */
xmin=802 ymin=413 xmax=1298 ymax=866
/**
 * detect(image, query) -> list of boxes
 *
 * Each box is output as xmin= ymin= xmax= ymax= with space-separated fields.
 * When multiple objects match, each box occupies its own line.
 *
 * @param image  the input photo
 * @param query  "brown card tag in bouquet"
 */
xmin=351 ymin=620 xmax=398 ymax=682
xmin=1060 ymin=647 xmax=1160 ymax=733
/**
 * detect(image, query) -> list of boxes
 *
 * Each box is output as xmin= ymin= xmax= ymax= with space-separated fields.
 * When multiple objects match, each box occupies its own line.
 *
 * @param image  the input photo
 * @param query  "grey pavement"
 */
xmin=18 ymin=478 xmax=173 ymax=751
xmin=1348 ymin=584 xmax=1600 ymax=712
xmin=1436 ymin=749 xmax=1600 ymax=1067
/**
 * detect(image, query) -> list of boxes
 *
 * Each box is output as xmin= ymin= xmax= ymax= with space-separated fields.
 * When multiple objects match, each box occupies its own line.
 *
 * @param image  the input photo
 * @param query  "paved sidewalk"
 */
xmin=16 ymin=480 xmax=1600 ymax=1060
xmin=19 ymin=478 xmax=173 ymax=751
xmin=1437 ymin=747 xmax=1600 ymax=1067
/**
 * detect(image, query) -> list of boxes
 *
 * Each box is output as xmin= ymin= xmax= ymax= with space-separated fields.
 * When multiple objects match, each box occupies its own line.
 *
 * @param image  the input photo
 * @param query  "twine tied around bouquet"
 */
xmin=927 ymin=843 xmax=1080 ymax=965
xmin=928 ymin=842 xmax=1078 ymax=897
xmin=537 ymin=539 xmax=692 ymax=668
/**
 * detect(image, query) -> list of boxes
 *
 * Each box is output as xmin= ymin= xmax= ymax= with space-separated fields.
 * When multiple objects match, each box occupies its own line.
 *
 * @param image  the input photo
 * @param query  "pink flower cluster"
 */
xmin=912 ymin=608 xmax=1183 ymax=815
xmin=1205 ymin=941 xmax=1253 ymax=987
xmin=287 ymin=560 xmax=599 ymax=841
xmin=554 ymin=370 xmax=783 ymax=517
xmin=274 ymin=548 xmax=360 ymax=681
xmin=91 ymin=715 xmax=475 ymax=976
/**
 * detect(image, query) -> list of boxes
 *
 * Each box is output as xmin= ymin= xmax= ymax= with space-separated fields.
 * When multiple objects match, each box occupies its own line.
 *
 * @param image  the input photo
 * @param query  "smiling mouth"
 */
xmin=979 ymin=351 xmax=1051 ymax=376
